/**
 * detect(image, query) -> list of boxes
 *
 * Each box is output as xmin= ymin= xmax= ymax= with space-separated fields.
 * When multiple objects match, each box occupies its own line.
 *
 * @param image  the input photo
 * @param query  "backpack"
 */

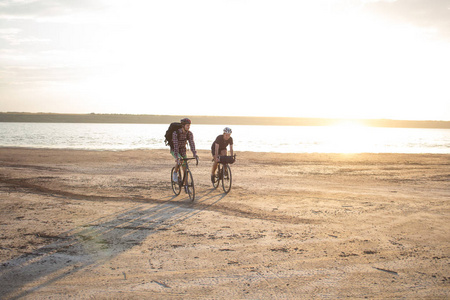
xmin=164 ymin=122 xmax=182 ymax=149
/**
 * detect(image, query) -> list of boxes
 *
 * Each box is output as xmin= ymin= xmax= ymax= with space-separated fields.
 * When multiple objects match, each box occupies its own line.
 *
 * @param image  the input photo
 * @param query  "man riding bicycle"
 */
xmin=172 ymin=118 xmax=198 ymax=186
xmin=211 ymin=127 xmax=233 ymax=184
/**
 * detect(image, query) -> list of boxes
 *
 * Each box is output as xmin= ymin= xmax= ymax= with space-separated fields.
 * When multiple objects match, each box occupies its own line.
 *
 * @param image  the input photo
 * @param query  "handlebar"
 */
xmin=178 ymin=156 xmax=199 ymax=166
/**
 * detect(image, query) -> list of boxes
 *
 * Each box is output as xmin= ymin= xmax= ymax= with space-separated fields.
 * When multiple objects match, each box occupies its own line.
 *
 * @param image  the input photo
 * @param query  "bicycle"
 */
xmin=212 ymin=155 xmax=236 ymax=194
xmin=171 ymin=157 xmax=198 ymax=201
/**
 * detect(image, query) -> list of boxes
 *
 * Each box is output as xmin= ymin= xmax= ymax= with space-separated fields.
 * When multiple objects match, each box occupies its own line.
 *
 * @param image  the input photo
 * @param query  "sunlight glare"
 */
xmin=327 ymin=120 xmax=371 ymax=153
xmin=18 ymin=0 xmax=447 ymax=120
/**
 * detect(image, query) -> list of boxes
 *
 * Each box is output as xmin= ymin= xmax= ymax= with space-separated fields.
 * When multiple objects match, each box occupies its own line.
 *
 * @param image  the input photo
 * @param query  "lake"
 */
xmin=1 ymin=122 xmax=449 ymax=154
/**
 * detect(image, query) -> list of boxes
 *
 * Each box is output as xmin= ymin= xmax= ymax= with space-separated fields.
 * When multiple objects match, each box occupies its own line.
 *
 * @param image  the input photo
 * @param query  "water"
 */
xmin=1 ymin=122 xmax=449 ymax=154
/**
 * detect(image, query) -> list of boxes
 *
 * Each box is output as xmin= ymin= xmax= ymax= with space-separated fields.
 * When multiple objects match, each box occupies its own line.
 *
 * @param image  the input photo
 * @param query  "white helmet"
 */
xmin=223 ymin=127 xmax=232 ymax=134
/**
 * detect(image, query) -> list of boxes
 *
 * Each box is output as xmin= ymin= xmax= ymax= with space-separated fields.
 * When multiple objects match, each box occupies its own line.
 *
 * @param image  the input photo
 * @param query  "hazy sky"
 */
xmin=1 ymin=0 xmax=449 ymax=120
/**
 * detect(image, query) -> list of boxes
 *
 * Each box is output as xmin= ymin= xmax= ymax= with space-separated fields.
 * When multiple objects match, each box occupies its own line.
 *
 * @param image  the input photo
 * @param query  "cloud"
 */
xmin=0 ymin=27 xmax=51 ymax=46
xmin=0 ymin=0 xmax=107 ymax=20
xmin=364 ymin=0 xmax=450 ymax=40
xmin=1 ymin=66 xmax=83 ymax=85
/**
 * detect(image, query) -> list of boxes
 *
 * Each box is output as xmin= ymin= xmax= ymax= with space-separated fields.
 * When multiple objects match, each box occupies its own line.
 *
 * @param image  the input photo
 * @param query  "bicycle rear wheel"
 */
xmin=212 ymin=165 xmax=221 ymax=189
xmin=185 ymin=170 xmax=195 ymax=201
xmin=171 ymin=167 xmax=181 ymax=195
xmin=222 ymin=164 xmax=232 ymax=193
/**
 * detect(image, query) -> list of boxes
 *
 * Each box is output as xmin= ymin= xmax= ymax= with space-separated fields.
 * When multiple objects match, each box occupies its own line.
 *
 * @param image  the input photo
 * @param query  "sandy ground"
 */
xmin=0 ymin=148 xmax=449 ymax=299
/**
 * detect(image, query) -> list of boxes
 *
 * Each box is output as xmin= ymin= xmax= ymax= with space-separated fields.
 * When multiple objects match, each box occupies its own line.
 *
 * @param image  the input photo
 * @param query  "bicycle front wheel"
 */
xmin=171 ymin=167 xmax=181 ymax=195
xmin=186 ymin=170 xmax=195 ymax=201
xmin=222 ymin=164 xmax=232 ymax=193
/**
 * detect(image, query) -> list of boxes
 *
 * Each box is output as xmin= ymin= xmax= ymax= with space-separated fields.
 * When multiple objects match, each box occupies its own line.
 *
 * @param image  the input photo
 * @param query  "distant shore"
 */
xmin=1 ymin=112 xmax=449 ymax=129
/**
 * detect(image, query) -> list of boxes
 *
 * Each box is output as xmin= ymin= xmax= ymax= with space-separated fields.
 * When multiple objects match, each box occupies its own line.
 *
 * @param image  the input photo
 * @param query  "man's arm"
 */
xmin=214 ymin=142 xmax=220 ymax=162
xmin=188 ymin=132 xmax=197 ymax=157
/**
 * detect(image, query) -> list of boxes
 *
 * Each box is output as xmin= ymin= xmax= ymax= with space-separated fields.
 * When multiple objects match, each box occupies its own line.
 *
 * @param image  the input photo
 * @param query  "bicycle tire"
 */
xmin=186 ymin=170 xmax=195 ymax=201
xmin=171 ymin=167 xmax=181 ymax=195
xmin=222 ymin=164 xmax=232 ymax=193
xmin=213 ymin=165 xmax=221 ymax=189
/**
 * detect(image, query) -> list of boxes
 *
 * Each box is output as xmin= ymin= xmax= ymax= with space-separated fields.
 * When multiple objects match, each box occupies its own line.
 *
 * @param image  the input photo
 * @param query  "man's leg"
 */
xmin=178 ymin=153 xmax=188 ymax=185
xmin=171 ymin=151 xmax=182 ymax=181
xmin=178 ymin=154 xmax=188 ymax=193
xmin=211 ymin=150 xmax=227 ymax=183
xmin=211 ymin=160 xmax=218 ymax=175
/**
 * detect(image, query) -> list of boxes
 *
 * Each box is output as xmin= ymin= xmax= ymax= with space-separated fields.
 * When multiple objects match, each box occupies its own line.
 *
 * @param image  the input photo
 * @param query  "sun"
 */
xmin=326 ymin=120 xmax=372 ymax=153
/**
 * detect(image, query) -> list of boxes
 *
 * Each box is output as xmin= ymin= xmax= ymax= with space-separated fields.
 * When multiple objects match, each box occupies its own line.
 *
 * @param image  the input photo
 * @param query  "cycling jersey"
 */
xmin=172 ymin=128 xmax=196 ymax=158
xmin=211 ymin=135 xmax=233 ymax=155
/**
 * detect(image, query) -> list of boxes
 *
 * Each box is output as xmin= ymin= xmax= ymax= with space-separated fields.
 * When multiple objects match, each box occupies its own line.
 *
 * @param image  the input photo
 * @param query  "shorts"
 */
xmin=171 ymin=150 xmax=187 ymax=165
xmin=211 ymin=148 xmax=227 ymax=157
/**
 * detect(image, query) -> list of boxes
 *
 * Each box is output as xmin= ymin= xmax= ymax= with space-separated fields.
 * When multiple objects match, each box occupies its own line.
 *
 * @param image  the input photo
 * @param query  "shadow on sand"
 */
xmin=0 ymin=188 xmax=227 ymax=299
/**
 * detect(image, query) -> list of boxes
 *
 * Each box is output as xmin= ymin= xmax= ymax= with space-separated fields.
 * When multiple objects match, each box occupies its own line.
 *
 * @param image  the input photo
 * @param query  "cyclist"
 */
xmin=172 ymin=118 xmax=198 ymax=188
xmin=211 ymin=127 xmax=233 ymax=183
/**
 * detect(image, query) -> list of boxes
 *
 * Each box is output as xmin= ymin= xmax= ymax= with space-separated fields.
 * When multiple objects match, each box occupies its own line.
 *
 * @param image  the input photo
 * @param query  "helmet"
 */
xmin=223 ymin=127 xmax=232 ymax=134
xmin=180 ymin=118 xmax=191 ymax=125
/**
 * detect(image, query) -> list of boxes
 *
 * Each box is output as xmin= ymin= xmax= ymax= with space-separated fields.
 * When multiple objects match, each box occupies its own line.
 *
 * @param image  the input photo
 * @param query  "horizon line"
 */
xmin=1 ymin=111 xmax=450 ymax=123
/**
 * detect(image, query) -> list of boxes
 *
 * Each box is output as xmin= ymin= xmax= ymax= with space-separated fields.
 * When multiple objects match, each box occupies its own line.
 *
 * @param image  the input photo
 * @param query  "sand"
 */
xmin=0 ymin=148 xmax=449 ymax=299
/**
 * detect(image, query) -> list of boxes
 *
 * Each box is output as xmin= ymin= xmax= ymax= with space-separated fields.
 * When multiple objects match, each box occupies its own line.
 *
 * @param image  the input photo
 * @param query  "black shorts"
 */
xmin=211 ymin=147 xmax=226 ymax=156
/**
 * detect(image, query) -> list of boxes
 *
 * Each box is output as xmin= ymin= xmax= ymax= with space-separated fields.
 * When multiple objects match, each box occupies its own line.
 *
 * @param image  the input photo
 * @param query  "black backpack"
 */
xmin=164 ymin=122 xmax=182 ymax=149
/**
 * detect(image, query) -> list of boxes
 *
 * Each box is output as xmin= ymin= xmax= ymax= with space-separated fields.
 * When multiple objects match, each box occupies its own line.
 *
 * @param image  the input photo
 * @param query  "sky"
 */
xmin=0 ymin=0 xmax=449 ymax=121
